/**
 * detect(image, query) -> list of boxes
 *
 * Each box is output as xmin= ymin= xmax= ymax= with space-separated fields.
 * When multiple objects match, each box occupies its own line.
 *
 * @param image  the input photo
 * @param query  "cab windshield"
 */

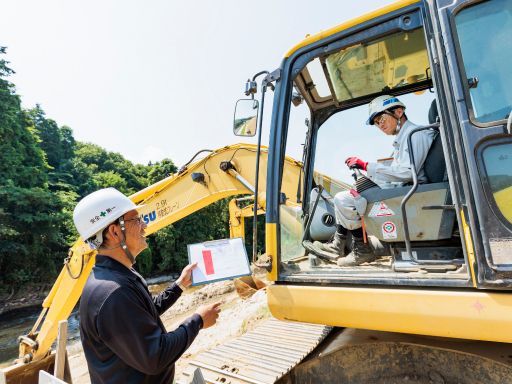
xmin=301 ymin=28 xmax=430 ymax=108
xmin=326 ymin=28 xmax=429 ymax=102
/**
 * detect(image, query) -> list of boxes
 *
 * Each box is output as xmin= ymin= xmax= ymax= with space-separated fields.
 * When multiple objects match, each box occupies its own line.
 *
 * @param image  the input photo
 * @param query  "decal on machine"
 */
xmin=381 ymin=221 xmax=397 ymax=239
xmin=142 ymin=210 xmax=157 ymax=225
xmin=368 ymin=201 xmax=395 ymax=217
xmin=140 ymin=199 xmax=180 ymax=225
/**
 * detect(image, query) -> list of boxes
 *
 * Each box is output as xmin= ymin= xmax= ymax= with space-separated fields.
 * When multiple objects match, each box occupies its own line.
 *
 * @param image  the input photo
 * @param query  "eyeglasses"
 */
xmin=123 ymin=216 xmax=144 ymax=225
xmin=374 ymin=113 xmax=389 ymax=126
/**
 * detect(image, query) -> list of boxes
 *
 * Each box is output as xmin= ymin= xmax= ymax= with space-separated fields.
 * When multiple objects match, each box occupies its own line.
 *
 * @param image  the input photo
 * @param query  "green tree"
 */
xmin=29 ymin=105 xmax=64 ymax=169
xmin=147 ymin=159 xmax=177 ymax=184
xmin=75 ymin=142 xmax=148 ymax=195
xmin=94 ymin=171 xmax=129 ymax=192
xmin=0 ymin=47 xmax=67 ymax=287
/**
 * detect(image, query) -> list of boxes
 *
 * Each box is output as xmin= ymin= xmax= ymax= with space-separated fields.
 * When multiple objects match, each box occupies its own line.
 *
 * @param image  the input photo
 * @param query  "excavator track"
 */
xmin=181 ymin=318 xmax=332 ymax=384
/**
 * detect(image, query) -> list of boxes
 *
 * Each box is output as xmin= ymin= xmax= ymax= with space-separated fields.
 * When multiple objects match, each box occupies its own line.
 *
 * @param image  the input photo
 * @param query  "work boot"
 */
xmin=311 ymin=231 xmax=347 ymax=258
xmin=337 ymin=236 xmax=376 ymax=266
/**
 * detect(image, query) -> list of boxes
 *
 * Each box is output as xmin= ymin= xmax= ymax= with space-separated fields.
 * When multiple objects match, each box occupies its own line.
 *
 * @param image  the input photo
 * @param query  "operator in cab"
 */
xmin=74 ymin=187 xmax=221 ymax=384
xmin=312 ymin=95 xmax=435 ymax=266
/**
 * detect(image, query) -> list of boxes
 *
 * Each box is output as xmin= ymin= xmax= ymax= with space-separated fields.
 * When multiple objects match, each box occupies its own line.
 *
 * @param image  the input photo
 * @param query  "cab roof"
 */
xmin=284 ymin=0 xmax=421 ymax=58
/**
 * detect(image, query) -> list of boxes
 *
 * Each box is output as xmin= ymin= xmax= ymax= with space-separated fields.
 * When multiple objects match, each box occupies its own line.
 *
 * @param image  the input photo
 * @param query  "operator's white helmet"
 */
xmin=366 ymin=95 xmax=406 ymax=125
xmin=73 ymin=187 xmax=137 ymax=248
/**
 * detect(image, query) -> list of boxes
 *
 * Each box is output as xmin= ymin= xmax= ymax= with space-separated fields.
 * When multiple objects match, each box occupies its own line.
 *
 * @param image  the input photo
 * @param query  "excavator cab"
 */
xmin=274 ymin=8 xmax=468 ymax=279
xmin=259 ymin=1 xmax=512 ymax=376
xmin=264 ymin=0 xmax=512 ymax=298
xmin=255 ymin=9 xmax=512 ymax=382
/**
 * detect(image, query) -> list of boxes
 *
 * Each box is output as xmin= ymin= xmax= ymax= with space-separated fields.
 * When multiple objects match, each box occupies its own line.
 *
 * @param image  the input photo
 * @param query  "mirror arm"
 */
xmin=251 ymin=71 xmax=269 ymax=263
xmin=244 ymin=69 xmax=280 ymax=97
xmin=261 ymin=69 xmax=281 ymax=91
xmin=250 ymin=69 xmax=281 ymax=263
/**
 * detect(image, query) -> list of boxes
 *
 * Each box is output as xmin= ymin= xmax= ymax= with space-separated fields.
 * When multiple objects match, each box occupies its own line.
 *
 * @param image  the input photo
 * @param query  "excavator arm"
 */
xmin=228 ymin=197 xmax=265 ymax=239
xmin=7 ymin=144 xmax=304 ymax=379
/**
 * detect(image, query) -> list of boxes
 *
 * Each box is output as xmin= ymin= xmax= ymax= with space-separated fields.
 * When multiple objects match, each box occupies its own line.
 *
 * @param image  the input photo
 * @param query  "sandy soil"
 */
xmin=68 ymin=277 xmax=270 ymax=384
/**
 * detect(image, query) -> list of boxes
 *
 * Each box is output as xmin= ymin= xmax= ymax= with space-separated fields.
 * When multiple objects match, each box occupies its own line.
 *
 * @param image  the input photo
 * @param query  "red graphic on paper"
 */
xmin=202 ymin=250 xmax=215 ymax=275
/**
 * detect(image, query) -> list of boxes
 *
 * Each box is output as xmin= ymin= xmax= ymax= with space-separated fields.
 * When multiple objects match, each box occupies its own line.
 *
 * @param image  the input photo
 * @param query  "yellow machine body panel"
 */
xmin=268 ymin=284 xmax=512 ymax=343
xmin=266 ymin=223 xmax=278 ymax=281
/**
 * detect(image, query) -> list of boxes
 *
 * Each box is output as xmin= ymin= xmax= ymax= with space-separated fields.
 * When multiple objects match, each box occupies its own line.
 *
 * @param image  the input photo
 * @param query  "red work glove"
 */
xmin=345 ymin=156 xmax=368 ymax=171
xmin=349 ymin=189 xmax=360 ymax=198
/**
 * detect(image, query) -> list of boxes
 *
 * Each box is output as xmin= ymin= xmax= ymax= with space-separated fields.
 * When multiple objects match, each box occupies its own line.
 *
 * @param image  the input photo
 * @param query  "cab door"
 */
xmin=429 ymin=0 xmax=512 ymax=288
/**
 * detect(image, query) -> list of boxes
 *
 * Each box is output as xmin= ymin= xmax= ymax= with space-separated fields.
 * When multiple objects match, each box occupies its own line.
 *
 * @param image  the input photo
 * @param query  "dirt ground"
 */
xmin=0 ymin=284 xmax=50 ymax=316
xmin=67 ymin=276 xmax=270 ymax=384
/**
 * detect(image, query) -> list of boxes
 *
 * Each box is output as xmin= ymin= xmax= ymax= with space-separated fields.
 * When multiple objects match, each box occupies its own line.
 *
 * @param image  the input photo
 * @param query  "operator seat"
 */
xmin=360 ymin=99 xmax=455 ymax=243
xmin=423 ymin=99 xmax=446 ymax=183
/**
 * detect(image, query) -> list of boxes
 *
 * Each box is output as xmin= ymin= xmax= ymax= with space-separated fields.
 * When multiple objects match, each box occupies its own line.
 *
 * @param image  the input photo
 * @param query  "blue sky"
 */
xmin=1 ymin=0 xmax=434 ymax=184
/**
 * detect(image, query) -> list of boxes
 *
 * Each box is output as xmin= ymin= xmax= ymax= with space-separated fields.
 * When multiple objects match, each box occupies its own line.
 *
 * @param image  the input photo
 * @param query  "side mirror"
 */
xmin=233 ymin=99 xmax=259 ymax=137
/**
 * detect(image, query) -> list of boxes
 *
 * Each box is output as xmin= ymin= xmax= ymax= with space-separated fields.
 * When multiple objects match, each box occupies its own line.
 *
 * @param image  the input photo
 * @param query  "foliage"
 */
xmin=147 ymin=159 xmax=177 ymax=185
xmin=0 ymin=50 xmax=67 ymax=285
xmin=75 ymin=142 xmax=148 ymax=195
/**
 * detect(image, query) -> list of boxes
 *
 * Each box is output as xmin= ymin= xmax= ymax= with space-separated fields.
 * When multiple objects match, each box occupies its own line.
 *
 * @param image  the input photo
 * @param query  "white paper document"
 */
xmin=39 ymin=371 xmax=67 ymax=384
xmin=187 ymin=238 xmax=251 ymax=286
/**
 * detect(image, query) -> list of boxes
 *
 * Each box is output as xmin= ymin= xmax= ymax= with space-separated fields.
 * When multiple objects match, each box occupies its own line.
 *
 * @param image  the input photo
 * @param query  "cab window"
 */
xmin=454 ymin=0 xmax=512 ymax=123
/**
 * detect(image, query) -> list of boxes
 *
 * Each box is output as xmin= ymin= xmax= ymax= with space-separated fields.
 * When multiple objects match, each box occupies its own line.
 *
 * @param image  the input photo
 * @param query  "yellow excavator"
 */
xmin=4 ymin=0 xmax=512 ymax=382
xmin=233 ymin=0 xmax=512 ymax=382
xmin=223 ymin=0 xmax=512 ymax=382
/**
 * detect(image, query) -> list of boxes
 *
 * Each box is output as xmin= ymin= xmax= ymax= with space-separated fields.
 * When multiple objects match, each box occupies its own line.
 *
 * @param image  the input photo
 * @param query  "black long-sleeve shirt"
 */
xmin=79 ymin=255 xmax=203 ymax=384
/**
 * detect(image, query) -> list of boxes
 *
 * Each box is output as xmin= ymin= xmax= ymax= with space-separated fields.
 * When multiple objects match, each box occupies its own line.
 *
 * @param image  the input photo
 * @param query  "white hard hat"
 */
xmin=366 ymin=95 xmax=406 ymax=125
xmin=73 ymin=187 xmax=137 ymax=248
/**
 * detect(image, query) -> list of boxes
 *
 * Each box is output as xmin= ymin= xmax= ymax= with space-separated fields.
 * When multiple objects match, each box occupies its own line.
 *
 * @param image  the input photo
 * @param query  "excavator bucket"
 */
xmin=1 ymin=352 xmax=72 ymax=384
xmin=233 ymin=275 xmax=267 ymax=299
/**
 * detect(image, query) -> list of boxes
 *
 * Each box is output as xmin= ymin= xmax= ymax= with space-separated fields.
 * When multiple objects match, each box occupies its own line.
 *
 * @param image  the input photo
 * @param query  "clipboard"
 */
xmin=187 ymin=238 xmax=251 ymax=286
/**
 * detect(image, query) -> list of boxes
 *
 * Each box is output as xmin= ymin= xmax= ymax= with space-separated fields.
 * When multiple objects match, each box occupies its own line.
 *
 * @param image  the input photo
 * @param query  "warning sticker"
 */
xmin=368 ymin=201 xmax=395 ymax=217
xmin=382 ymin=221 xmax=398 ymax=239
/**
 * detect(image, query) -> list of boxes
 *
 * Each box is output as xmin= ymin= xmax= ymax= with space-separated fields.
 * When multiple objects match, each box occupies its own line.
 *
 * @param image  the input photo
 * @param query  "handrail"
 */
xmin=399 ymin=122 xmax=460 ymax=265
